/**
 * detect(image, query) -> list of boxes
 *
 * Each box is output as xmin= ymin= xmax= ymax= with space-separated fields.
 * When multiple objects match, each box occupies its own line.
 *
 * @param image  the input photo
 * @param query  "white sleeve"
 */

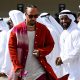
xmin=62 ymin=30 xmax=80 ymax=62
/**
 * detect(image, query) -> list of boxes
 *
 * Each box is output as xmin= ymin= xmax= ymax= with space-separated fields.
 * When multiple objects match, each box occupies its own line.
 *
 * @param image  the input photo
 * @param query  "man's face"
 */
xmin=7 ymin=19 xmax=13 ymax=29
xmin=59 ymin=15 xmax=71 ymax=30
xmin=25 ymin=7 xmax=39 ymax=26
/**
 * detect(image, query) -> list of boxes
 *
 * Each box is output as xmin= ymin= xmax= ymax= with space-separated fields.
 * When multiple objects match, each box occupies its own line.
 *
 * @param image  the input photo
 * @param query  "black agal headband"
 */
xmin=59 ymin=12 xmax=74 ymax=15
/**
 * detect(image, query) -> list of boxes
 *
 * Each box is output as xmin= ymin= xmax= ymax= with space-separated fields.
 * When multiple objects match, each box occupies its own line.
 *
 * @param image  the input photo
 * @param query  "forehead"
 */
xmin=26 ymin=7 xmax=39 ymax=14
xmin=60 ymin=15 xmax=69 ymax=19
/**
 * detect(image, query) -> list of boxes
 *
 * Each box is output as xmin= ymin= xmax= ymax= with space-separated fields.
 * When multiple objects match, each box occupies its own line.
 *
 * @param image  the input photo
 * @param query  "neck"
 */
xmin=27 ymin=25 xmax=36 ymax=31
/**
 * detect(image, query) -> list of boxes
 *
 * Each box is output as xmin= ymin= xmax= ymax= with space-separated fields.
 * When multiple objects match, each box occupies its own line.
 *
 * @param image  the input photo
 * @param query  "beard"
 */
xmin=28 ymin=20 xmax=36 ymax=26
xmin=61 ymin=22 xmax=71 ymax=30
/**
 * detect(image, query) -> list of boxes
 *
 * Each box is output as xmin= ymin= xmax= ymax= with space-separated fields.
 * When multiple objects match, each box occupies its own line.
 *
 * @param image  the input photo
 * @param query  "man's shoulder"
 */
xmin=36 ymin=22 xmax=49 ymax=30
xmin=70 ymin=28 xmax=80 ymax=39
xmin=15 ymin=22 xmax=25 ymax=28
xmin=71 ymin=28 xmax=80 ymax=35
xmin=12 ymin=22 xmax=25 ymax=30
xmin=36 ymin=22 xmax=46 ymax=26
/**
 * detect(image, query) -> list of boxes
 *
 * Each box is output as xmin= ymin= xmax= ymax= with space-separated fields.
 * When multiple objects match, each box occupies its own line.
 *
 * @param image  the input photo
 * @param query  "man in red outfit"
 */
xmin=8 ymin=4 xmax=57 ymax=80
xmin=8 ymin=4 xmax=68 ymax=80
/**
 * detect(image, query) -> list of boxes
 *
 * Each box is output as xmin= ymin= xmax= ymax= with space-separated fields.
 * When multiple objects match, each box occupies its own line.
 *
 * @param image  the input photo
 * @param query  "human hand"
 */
xmin=33 ymin=49 xmax=39 ymax=57
xmin=15 ymin=69 xmax=23 ymax=77
xmin=55 ymin=57 xmax=63 ymax=66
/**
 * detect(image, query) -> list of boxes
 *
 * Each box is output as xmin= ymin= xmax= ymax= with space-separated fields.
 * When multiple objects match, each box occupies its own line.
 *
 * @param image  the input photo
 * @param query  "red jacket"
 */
xmin=9 ymin=21 xmax=68 ymax=80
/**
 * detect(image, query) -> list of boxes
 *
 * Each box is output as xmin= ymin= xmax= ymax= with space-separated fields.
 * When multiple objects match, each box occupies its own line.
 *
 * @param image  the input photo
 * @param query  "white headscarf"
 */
xmin=37 ymin=12 xmax=63 ymax=34
xmin=9 ymin=10 xmax=25 ymax=26
xmin=0 ymin=20 xmax=9 ymax=31
xmin=59 ymin=10 xmax=75 ymax=22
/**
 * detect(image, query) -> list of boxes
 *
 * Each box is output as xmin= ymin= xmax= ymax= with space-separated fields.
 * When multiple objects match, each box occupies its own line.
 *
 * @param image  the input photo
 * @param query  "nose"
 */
xmin=31 ymin=17 xmax=36 ymax=20
xmin=62 ymin=19 xmax=67 ymax=23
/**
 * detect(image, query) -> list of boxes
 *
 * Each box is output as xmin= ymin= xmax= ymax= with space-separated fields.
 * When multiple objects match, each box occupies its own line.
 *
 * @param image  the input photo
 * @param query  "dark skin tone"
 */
xmin=55 ymin=57 xmax=63 ymax=65
xmin=59 ymin=15 xmax=71 ymax=30
xmin=55 ymin=15 xmax=72 ymax=65
xmin=7 ymin=19 xmax=13 ymax=29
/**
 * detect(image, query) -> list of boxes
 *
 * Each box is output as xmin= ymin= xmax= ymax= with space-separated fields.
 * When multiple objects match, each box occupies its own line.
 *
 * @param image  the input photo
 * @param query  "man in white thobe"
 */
xmin=56 ymin=9 xmax=80 ymax=80
xmin=1 ymin=10 xmax=25 ymax=77
xmin=0 ymin=19 xmax=9 ymax=74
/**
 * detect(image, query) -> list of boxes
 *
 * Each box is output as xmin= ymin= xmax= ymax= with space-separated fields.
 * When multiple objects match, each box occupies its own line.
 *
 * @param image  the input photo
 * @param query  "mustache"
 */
xmin=29 ymin=20 xmax=36 ymax=26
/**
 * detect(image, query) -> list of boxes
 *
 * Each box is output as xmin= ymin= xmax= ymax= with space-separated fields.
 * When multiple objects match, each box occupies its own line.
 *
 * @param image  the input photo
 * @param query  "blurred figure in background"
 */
xmin=77 ymin=12 xmax=80 ymax=29
xmin=1 ymin=10 xmax=25 ymax=79
xmin=1 ymin=18 xmax=14 ymax=77
xmin=0 ymin=18 xmax=9 ymax=77
xmin=54 ymin=13 xmax=60 ymax=23
xmin=8 ymin=10 xmax=25 ymax=26
xmin=77 ymin=12 xmax=80 ymax=22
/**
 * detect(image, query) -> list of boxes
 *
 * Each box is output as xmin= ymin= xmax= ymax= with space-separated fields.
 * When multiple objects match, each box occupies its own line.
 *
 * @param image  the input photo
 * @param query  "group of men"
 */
xmin=0 ymin=4 xmax=80 ymax=80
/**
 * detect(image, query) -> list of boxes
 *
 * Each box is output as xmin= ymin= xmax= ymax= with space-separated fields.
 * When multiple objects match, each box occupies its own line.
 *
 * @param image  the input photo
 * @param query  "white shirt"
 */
xmin=24 ymin=31 xmax=44 ymax=80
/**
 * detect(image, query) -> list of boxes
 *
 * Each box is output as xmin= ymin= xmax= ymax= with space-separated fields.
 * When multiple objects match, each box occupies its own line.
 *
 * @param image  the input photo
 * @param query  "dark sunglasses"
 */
xmin=27 ymin=14 xmax=39 ymax=18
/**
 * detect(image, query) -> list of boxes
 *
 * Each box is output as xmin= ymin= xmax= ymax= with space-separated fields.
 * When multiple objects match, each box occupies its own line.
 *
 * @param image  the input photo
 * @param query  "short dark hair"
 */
xmin=25 ymin=4 xmax=38 ymax=14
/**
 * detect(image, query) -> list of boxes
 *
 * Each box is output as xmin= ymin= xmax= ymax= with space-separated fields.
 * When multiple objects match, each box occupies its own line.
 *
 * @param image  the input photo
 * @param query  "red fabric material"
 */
xmin=9 ymin=21 xmax=57 ymax=80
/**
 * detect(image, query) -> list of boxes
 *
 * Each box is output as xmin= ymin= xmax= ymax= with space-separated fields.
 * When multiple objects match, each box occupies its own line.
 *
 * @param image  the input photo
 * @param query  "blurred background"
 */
xmin=0 ymin=0 xmax=80 ymax=17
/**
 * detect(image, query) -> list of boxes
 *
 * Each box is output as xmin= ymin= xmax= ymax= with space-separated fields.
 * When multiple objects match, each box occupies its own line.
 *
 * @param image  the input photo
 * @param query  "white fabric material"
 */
xmin=0 ymin=20 xmax=9 ymax=31
xmin=60 ymin=21 xmax=80 ymax=80
xmin=37 ymin=12 xmax=63 ymax=34
xmin=0 ymin=31 xmax=8 ymax=72
xmin=37 ymin=12 xmax=63 ymax=78
xmin=1 ymin=10 xmax=25 ymax=76
xmin=24 ymin=31 xmax=44 ymax=80
xmin=9 ymin=10 xmax=25 ymax=26
xmin=0 ymin=20 xmax=9 ymax=73
xmin=1 ymin=29 xmax=13 ymax=76
xmin=59 ymin=10 xmax=75 ymax=22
